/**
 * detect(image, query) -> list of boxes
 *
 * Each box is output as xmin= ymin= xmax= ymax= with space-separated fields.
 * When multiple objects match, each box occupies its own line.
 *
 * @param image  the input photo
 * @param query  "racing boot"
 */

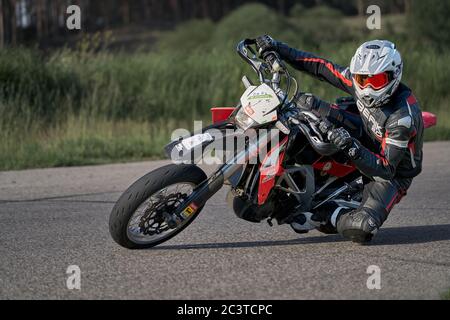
xmin=336 ymin=208 xmax=386 ymax=244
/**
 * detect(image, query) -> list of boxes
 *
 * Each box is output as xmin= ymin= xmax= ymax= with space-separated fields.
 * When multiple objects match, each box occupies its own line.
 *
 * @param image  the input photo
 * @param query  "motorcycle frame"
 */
xmin=171 ymin=127 xmax=295 ymax=219
xmin=170 ymin=122 xmax=321 ymax=222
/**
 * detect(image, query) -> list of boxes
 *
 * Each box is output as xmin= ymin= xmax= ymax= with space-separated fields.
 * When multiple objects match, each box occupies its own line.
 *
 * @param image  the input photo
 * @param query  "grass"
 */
xmin=0 ymin=118 xmax=164 ymax=170
xmin=0 ymin=3 xmax=449 ymax=170
xmin=441 ymin=289 xmax=450 ymax=300
xmin=0 ymin=116 xmax=210 ymax=170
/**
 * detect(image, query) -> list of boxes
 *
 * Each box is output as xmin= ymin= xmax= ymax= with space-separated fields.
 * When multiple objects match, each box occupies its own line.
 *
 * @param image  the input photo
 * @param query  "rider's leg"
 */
xmin=336 ymin=178 xmax=412 ymax=243
xmin=291 ymin=178 xmax=412 ymax=239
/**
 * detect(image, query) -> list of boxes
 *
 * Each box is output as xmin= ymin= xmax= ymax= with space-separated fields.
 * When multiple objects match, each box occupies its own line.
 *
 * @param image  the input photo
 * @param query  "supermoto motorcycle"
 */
xmin=109 ymin=39 xmax=437 ymax=249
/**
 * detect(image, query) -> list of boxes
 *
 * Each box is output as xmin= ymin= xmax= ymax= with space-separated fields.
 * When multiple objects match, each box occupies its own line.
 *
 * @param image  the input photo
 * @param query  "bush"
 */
xmin=291 ymin=5 xmax=344 ymax=19
xmin=1 ymin=3 xmax=450 ymax=170
xmin=212 ymin=3 xmax=298 ymax=47
xmin=289 ymin=4 xmax=306 ymax=18
xmin=0 ymin=48 xmax=83 ymax=126
xmin=289 ymin=5 xmax=356 ymax=47
xmin=157 ymin=19 xmax=215 ymax=52
xmin=408 ymin=0 xmax=450 ymax=50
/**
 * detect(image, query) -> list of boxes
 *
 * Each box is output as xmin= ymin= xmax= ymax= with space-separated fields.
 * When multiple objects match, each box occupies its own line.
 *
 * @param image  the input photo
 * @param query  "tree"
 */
xmin=36 ymin=0 xmax=45 ymax=40
xmin=0 ymin=0 xmax=414 ymax=48
xmin=404 ymin=0 xmax=411 ymax=14
xmin=168 ymin=0 xmax=181 ymax=22
xmin=278 ymin=0 xmax=287 ymax=15
xmin=0 ymin=0 xmax=4 ymax=48
xmin=121 ymin=0 xmax=130 ymax=24
xmin=10 ymin=0 xmax=16 ymax=45
xmin=356 ymin=0 xmax=365 ymax=16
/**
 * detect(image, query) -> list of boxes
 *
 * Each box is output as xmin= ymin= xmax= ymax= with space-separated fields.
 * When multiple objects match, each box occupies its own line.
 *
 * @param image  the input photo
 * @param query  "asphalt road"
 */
xmin=1 ymin=142 xmax=449 ymax=300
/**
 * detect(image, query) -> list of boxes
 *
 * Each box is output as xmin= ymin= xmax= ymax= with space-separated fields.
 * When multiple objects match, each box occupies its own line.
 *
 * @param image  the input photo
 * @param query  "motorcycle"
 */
xmin=109 ymin=39 xmax=437 ymax=249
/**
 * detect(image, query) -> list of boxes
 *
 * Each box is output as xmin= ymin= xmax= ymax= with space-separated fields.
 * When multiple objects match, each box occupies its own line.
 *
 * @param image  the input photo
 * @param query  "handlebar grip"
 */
xmin=262 ymin=51 xmax=284 ymax=72
xmin=297 ymin=122 xmax=339 ymax=157
xmin=262 ymin=51 xmax=278 ymax=64
xmin=319 ymin=118 xmax=334 ymax=135
xmin=243 ymin=38 xmax=257 ymax=45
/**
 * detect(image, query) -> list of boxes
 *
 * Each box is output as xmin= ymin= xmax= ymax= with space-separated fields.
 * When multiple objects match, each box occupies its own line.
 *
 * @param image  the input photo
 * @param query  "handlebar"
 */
xmin=237 ymin=39 xmax=337 ymax=156
xmin=237 ymin=39 xmax=265 ymax=83
xmin=262 ymin=51 xmax=284 ymax=73
xmin=237 ymin=38 xmax=297 ymax=109
xmin=295 ymin=113 xmax=339 ymax=156
xmin=237 ymin=39 xmax=286 ymax=81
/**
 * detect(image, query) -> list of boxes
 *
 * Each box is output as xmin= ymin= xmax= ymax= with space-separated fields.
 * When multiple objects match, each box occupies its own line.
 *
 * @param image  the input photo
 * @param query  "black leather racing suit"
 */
xmin=276 ymin=42 xmax=424 ymax=233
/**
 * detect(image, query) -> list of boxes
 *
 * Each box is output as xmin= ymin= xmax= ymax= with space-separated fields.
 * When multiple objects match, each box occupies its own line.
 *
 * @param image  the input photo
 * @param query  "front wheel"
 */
xmin=109 ymin=164 xmax=207 ymax=249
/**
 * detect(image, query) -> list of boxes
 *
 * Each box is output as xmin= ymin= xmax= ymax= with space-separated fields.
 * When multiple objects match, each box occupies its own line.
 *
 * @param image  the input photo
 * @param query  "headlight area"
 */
xmin=235 ymin=108 xmax=257 ymax=131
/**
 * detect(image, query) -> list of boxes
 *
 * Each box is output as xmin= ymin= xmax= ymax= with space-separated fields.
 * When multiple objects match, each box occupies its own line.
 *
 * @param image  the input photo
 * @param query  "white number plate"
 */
xmin=180 ymin=133 xmax=213 ymax=151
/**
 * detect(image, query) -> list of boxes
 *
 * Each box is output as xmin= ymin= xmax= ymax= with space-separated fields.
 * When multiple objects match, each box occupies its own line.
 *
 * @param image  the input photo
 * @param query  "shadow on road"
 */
xmin=152 ymin=224 xmax=450 ymax=251
xmin=374 ymin=224 xmax=450 ymax=246
xmin=153 ymin=235 xmax=345 ymax=251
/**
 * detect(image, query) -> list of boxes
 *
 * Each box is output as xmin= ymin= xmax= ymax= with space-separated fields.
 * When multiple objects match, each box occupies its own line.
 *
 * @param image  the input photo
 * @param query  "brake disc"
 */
xmin=138 ymin=193 xmax=188 ymax=236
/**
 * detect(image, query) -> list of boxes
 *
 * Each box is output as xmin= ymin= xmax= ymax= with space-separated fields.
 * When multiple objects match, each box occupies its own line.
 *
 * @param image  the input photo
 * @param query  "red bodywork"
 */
xmin=211 ymin=107 xmax=235 ymax=124
xmin=422 ymin=112 xmax=437 ymax=129
xmin=211 ymin=109 xmax=438 ymax=128
xmin=257 ymin=136 xmax=289 ymax=205
xmin=313 ymin=159 xmax=356 ymax=178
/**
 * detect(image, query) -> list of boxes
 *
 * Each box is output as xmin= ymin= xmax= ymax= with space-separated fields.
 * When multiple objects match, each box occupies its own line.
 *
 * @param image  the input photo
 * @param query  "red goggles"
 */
xmin=353 ymin=72 xmax=391 ymax=90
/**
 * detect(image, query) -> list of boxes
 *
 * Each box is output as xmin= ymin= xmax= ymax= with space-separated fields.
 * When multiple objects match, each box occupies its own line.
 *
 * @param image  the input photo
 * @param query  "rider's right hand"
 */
xmin=256 ymin=35 xmax=278 ymax=56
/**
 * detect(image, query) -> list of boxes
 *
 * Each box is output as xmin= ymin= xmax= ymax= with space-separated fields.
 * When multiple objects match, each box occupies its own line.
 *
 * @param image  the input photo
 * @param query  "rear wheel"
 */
xmin=109 ymin=164 xmax=207 ymax=249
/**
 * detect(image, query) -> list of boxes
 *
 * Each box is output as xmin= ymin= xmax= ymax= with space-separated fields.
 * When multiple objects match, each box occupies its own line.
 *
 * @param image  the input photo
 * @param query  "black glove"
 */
xmin=329 ymin=128 xmax=354 ymax=151
xmin=256 ymin=35 xmax=278 ymax=56
xmin=328 ymin=128 xmax=362 ymax=160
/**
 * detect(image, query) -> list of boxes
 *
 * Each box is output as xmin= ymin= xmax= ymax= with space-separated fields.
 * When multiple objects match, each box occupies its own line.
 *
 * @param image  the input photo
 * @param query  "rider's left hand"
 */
xmin=256 ymin=35 xmax=278 ymax=56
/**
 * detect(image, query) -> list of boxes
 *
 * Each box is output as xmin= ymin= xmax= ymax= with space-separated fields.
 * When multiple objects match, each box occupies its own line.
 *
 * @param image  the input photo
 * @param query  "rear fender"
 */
xmin=422 ymin=112 xmax=437 ymax=129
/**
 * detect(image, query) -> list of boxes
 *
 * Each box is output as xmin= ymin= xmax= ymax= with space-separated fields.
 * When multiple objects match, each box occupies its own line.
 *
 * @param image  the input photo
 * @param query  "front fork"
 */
xmin=168 ymin=130 xmax=271 ymax=227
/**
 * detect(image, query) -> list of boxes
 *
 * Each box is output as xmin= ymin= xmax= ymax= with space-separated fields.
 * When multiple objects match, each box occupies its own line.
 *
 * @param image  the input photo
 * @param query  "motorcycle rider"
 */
xmin=256 ymin=35 xmax=424 ymax=243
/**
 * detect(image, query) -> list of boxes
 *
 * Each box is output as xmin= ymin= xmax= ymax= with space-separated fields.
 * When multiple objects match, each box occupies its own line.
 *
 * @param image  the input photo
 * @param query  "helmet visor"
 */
xmin=353 ymin=72 xmax=390 ymax=90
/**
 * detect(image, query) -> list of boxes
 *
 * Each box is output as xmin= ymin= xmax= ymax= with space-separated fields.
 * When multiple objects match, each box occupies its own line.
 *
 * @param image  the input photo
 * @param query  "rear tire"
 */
xmin=109 ymin=164 xmax=207 ymax=249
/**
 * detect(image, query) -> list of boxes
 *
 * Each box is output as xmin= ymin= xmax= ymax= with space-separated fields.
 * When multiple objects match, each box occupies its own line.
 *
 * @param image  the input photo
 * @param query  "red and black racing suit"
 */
xmin=277 ymin=43 xmax=424 ymax=228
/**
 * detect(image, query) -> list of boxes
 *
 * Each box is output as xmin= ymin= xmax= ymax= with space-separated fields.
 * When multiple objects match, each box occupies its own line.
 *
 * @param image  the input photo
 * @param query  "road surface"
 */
xmin=0 ymin=142 xmax=449 ymax=299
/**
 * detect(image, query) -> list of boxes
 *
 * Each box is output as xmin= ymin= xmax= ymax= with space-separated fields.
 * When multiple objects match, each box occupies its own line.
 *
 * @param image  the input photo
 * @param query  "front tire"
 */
xmin=109 ymin=164 xmax=207 ymax=249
